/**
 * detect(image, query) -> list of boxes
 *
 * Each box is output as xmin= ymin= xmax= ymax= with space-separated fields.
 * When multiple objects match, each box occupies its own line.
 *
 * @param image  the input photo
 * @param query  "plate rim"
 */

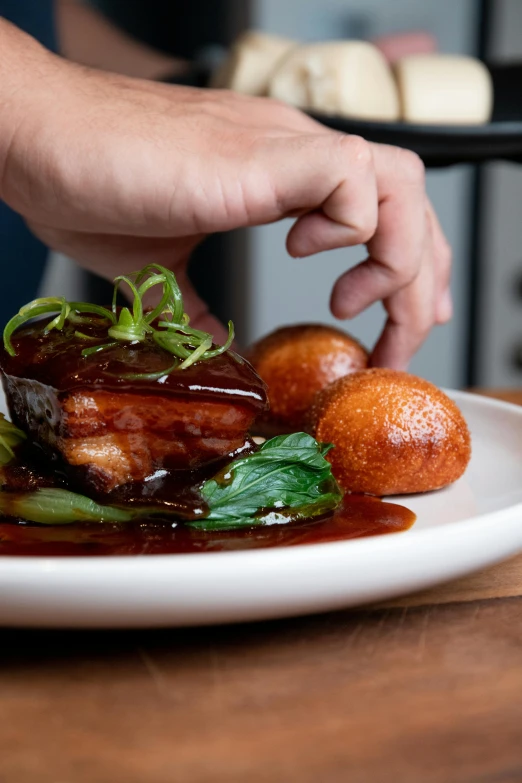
xmin=308 ymin=112 xmax=522 ymax=137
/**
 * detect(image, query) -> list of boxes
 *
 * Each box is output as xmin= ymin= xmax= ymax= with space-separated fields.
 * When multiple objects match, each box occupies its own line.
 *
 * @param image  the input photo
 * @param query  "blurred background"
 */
xmin=34 ymin=0 xmax=522 ymax=388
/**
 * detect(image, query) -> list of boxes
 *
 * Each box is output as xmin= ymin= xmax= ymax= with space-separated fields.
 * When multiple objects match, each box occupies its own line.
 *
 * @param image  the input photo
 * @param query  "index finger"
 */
xmin=370 ymin=201 xmax=437 ymax=369
xmin=330 ymin=143 xmax=427 ymax=321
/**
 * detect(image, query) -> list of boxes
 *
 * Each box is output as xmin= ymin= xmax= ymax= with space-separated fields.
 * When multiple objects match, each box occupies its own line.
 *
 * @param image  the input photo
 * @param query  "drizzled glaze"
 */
xmin=0 ymin=320 xmax=416 ymax=557
xmin=0 ymin=438 xmax=416 ymax=556
xmin=0 ymin=317 xmax=267 ymax=408
xmin=0 ymin=495 xmax=415 ymax=556
xmin=0 ymin=318 xmax=268 ymax=494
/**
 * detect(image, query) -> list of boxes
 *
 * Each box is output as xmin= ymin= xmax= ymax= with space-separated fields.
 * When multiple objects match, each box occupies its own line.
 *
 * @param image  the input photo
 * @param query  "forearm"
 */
xmin=0 ymin=15 xmax=52 ymax=90
xmin=0 ymin=17 xmax=58 ymax=176
xmin=55 ymin=0 xmax=188 ymax=80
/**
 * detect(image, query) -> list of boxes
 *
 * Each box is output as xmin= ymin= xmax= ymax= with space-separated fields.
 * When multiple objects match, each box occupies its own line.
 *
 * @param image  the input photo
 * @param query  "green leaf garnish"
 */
xmin=2 ymin=264 xmax=234 ymax=377
xmin=0 ymin=430 xmax=341 ymax=528
xmin=192 ymin=432 xmax=342 ymax=530
xmin=0 ymin=487 xmax=132 ymax=525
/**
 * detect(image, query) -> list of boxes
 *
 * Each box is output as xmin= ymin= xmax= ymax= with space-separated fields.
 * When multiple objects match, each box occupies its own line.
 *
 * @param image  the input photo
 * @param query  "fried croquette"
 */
xmin=309 ymin=368 xmax=471 ymax=496
xmin=247 ymin=324 xmax=369 ymax=433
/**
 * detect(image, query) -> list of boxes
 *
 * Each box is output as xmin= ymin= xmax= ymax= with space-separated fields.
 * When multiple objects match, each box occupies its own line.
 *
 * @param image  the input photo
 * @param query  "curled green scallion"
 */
xmin=68 ymin=303 xmax=117 ymax=323
xmin=2 ymin=265 xmax=235 ymax=377
xmin=81 ymin=341 xmax=119 ymax=358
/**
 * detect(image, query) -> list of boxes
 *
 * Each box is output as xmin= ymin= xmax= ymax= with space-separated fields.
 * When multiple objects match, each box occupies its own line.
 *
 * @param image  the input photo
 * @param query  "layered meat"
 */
xmin=0 ymin=320 xmax=268 ymax=495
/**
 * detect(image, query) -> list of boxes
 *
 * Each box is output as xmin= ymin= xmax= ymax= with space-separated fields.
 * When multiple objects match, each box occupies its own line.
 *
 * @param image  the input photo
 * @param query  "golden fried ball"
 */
xmin=309 ymin=368 xmax=471 ymax=496
xmin=246 ymin=324 xmax=369 ymax=433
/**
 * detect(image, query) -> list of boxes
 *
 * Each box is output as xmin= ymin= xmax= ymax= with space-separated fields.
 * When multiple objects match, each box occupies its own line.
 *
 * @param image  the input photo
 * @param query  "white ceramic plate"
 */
xmin=0 ymin=390 xmax=521 ymax=628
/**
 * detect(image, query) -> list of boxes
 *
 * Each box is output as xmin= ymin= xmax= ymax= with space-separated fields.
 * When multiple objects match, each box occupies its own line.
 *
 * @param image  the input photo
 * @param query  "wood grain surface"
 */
xmin=2 ymin=599 xmax=522 ymax=783
xmin=0 ymin=388 xmax=521 ymax=783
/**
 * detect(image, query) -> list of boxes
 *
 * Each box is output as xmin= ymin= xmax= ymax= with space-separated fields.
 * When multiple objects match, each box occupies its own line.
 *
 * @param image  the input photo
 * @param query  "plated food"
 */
xmin=248 ymin=328 xmax=471 ymax=495
xmin=246 ymin=323 xmax=368 ymax=434
xmin=309 ymin=368 xmax=471 ymax=496
xmin=215 ymin=31 xmax=493 ymax=125
xmin=0 ymin=267 xmax=470 ymax=557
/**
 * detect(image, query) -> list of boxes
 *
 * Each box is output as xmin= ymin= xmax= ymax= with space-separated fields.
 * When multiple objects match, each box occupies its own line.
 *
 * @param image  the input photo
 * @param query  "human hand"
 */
xmin=0 ymin=20 xmax=450 ymax=368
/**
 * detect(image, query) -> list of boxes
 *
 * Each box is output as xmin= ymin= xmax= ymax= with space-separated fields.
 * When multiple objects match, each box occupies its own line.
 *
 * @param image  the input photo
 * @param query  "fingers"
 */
xmin=330 ymin=143 xmax=427 ymax=320
xmin=369 ymin=196 xmax=452 ymax=370
xmin=265 ymin=135 xmax=449 ymax=369
xmin=425 ymin=199 xmax=453 ymax=323
xmin=286 ymin=137 xmax=378 ymax=257
xmin=370 ymin=206 xmax=437 ymax=370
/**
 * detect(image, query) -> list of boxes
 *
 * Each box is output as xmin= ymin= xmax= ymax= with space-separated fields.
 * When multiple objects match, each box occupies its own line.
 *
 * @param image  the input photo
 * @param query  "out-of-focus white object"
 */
xmin=211 ymin=30 xmax=296 ymax=95
xmin=269 ymin=41 xmax=400 ymax=120
xmin=395 ymin=54 xmax=493 ymax=124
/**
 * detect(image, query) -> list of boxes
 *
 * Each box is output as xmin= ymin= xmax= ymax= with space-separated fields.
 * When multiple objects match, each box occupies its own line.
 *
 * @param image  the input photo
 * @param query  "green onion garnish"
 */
xmin=2 ymin=265 xmax=234 ymax=375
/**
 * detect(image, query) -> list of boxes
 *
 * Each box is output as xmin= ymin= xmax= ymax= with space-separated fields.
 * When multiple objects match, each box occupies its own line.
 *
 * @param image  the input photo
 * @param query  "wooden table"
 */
xmin=1 ymin=390 xmax=521 ymax=783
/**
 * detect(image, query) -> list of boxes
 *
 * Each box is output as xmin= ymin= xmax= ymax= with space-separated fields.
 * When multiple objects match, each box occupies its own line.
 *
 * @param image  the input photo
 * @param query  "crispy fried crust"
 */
xmin=309 ymin=368 xmax=471 ymax=496
xmin=247 ymin=324 xmax=369 ymax=433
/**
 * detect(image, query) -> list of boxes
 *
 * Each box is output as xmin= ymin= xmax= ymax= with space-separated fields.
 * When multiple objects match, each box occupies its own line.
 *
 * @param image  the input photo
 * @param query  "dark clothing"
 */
xmin=89 ymin=0 xmax=236 ymax=59
xmin=0 ymin=0 xmax=56 ymax=316
xmin=0 ymin=0 xmax=56 ymax=44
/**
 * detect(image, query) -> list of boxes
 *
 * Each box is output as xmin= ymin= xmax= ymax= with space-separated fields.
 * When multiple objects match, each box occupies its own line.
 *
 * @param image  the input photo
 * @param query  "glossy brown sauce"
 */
xmin=0 ymin=317 xmax=267 ymax=408
xmin=0 ymin=441 xmax=259 ymax=520
xmin=0 ymin=495 xmax=415 ymax=557
xmin=0 ymin=317 xmax=416 ymax=556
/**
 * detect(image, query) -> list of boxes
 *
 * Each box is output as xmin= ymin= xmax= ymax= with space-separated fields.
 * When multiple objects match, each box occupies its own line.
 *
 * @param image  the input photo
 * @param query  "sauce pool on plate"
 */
xmin=0 ymin=496 xmax=415 ymax=557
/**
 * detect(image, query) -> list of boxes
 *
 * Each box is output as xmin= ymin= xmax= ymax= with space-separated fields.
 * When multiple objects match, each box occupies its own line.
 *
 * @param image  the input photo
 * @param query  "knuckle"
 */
xmin=430 ymin=229 xmax=452 ymax=285
xmin=440 ymin=237 xmax=452 ymax=267
xmin=353 ymin=210 xmax=378 ymax=244
xmin=398 ymin=148 xmax=425 ymax=186
xmin=401 ymin=269 xmax=418 ymax=288
xmin=418 ymin=315 xmax=434 ymax=339
xmin=393 ymin=257 xmax=420 ymax=287
xmin=437 ymin=309 xmax=451 ymax=326
xmin=409 ymin=306 xmax=435 ymax=341
xmin=342 ymin=134 xmax=373 ymax=167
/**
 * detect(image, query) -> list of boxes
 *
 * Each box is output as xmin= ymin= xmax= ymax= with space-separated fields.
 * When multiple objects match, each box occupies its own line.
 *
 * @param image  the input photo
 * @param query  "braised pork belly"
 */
xmin=0 ymin=319 xmax=267 ymax=495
